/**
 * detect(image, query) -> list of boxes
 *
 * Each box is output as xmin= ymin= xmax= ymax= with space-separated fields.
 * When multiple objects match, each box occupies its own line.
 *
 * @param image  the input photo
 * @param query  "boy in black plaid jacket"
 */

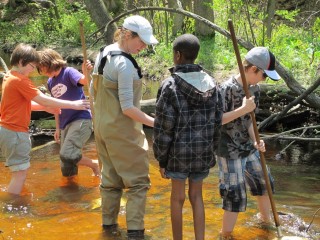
xmin=153 ymin=34 xmax=223 ymax=240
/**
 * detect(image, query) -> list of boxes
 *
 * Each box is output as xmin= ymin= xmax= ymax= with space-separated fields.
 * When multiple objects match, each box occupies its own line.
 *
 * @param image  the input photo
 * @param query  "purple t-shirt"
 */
xmin=47 ymin=67 xmax=91 ymax=129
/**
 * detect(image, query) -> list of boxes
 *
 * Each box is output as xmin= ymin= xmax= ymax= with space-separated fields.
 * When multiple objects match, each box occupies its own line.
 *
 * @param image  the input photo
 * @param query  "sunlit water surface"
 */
xmin=0 ymin=128 xmax=319 ymax=240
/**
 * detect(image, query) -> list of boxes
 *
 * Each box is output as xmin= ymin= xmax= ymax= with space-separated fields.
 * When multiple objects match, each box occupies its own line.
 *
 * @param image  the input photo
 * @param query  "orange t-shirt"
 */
xmin=0 ymin=70 xmax=40 ymax=132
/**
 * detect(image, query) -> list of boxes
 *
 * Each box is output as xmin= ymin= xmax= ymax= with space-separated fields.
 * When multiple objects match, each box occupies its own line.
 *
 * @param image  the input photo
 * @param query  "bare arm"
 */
xmin=222 ymin=96 xmax=256 ymax=125
xmin=248 ymin=123 xmax=256 ymax=142
xmin=32 ymin=92 xmax=90 ymax=110
xmin=31 ymin=101 xmax=61 ymax=115
xmin=53 ymin=114 xmax=60 ymax=143
xmin=123 ymin=107 xmax=154 ymax=127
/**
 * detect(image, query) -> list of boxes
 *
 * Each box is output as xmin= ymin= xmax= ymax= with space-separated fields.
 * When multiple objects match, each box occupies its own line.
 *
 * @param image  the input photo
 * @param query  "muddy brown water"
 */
xmin=0 ymin=128 xmax=319 ymax=240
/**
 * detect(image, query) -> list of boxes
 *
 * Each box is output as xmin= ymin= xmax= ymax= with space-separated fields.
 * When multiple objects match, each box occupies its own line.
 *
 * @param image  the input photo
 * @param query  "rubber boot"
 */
xmin=127 ymin=229 xmax=145 ymax=240
xmin=102 ymin=224 xmax=121 ymax=237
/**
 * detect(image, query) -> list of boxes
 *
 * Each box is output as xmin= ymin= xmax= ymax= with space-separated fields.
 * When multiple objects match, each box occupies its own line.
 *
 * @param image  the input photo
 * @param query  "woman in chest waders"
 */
xmin=92 ymin=15 xmax=158 ymax=240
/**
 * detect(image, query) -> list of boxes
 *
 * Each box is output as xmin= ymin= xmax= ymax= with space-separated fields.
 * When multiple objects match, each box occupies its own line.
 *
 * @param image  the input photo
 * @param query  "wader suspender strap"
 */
xmin=97 ymin=47 xmax=143 ymax=79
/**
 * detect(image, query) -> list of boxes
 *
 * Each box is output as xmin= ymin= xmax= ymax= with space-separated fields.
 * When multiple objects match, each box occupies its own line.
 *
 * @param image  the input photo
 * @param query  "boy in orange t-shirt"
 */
xmin=0 ymin=43 xmax=90 ymax=195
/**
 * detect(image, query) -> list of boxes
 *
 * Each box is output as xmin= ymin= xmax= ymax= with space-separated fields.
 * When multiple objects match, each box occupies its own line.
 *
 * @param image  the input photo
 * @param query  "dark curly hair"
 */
xmin=173 ymin=34 xmax=200 ymax=62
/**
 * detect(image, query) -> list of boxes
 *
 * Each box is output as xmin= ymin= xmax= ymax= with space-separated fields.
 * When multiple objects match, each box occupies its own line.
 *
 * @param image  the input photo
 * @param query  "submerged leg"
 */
xmin=221 ymin=210 xmax=239 ymax=238
xmin=8 ymin=169 xmax=28 ymax=195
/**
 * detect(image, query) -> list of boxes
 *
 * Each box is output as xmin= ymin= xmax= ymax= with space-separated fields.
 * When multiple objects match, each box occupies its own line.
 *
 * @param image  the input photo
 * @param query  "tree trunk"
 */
xmin=167 ymin=0 xmax=184 ymax=36
xmin=102 ymin=0 xmax=123 ymax=14
xmin=243 ymin=0 xmax=257 ymax=45
xmin=83 ymin=0 xmax=117 ymax=45
xmin=265 ymin=0 xmax=276 ymax=39
xmin=52 ymin=0 xmax=62 ymax=29
xmin=8 ymin=0 xmax=16 ymax=8
xmin=194 ymin=0 xmax=215 ymax=36
xmin=127 ymin=0 xmax=134 ymax=10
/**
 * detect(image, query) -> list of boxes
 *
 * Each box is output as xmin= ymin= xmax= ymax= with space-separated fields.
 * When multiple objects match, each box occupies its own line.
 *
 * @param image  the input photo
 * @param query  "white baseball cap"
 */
xmin=123 ymin=15 xmax=159 ymax=45
xmin=245 ymin=47 xmax=281 ymax=81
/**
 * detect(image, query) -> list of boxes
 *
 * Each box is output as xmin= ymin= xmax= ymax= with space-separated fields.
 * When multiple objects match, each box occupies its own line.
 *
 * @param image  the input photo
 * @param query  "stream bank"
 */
xmin=1 ymin=46 xmax=319 ymax=136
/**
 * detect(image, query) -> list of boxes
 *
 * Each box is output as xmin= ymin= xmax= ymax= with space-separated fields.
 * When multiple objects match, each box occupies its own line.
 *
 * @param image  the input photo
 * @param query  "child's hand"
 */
xmin=254 ymin=140 xmax=266 ymax=152
xmin=242 ymin=96 xmax=256 ymax=113
xmin=73 ymin=99 xmax=91 ymax=110
xmin=160 ymin=168 xmax=169 ymax=179
xmin=82 ymin=60 xmax=93 ymax=74
xmin=54 ymin=129 xmax=60 ymax=144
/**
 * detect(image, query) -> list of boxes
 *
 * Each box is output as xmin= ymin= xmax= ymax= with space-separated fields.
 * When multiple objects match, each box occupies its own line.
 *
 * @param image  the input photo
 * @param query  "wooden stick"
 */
xmin=228 ymin=19 xmax=282 ymax=238
xmin=79 ymin=20 xmax=95 ymax=119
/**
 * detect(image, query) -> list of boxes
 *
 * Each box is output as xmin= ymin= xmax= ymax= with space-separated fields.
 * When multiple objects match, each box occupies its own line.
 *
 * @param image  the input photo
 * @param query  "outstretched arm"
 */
xmin=32 ymin=92 xmax=90 ymax=110
xmin=31 ymin=101 xmax=61 ymax=114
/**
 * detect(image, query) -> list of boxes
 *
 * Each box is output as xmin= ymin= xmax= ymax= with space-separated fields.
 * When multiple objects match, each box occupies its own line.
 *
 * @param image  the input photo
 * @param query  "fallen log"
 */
xmin=259 ymin=77 xmax=320 ymax=130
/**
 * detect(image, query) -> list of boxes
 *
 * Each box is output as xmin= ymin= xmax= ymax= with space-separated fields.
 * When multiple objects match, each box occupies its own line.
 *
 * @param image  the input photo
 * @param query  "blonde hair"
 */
xmin=113 ymin=27 xmax=138 ymax=44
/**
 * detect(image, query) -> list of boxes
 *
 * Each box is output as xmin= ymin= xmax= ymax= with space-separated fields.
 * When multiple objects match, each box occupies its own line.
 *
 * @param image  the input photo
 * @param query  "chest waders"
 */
xmin=93 ymin=67 xmax=150 ymax=230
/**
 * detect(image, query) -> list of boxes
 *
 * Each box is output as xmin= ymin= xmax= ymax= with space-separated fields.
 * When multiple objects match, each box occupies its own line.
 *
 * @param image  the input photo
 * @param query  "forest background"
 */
xmin=0 ymin=0 xmax=319 ymax=135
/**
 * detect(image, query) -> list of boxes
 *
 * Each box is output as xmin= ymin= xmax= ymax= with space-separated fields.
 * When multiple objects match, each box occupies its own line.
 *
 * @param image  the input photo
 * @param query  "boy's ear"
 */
xmin=246 ymin=65 xmax=257 ymax=73
xmin=176 ymin=50 xmax=181 ymax=60
xmin=175 ymin=50 xmax=183 ymax=64
xmin=253 ymin=65 xmax=259 ymax=72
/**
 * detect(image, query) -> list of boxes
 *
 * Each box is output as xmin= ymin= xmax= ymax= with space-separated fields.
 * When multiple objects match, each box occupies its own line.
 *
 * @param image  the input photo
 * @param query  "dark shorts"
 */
xmin=217 ymin=150 xmax=274 ymax=212
xmin=165 ymin=170 xmax=209 ymax=182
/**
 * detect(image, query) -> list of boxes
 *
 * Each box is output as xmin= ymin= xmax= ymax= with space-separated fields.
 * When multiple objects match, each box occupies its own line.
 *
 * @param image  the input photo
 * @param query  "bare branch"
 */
xmin=0 ymin=57 xmax=9 ymax=72
xmin=270 ymin=136 xmax=320 ymax=141
xmin=259 ymin=76 xmax=320 ymax=130
xmin=262 ymin=125 xmax=320 ymax=139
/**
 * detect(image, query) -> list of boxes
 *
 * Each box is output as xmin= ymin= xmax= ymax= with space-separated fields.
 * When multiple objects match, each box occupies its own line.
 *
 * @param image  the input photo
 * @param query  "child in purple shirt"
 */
xmin=38 ymin=49 xmax=100 ymax=179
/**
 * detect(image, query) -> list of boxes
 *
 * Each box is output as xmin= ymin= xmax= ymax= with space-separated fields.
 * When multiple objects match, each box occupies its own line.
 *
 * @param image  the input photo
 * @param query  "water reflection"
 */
xmin=265 ymin=139 xmax=320 ymax=166
xmin=0 ymin=129 xmax=319 ymax=239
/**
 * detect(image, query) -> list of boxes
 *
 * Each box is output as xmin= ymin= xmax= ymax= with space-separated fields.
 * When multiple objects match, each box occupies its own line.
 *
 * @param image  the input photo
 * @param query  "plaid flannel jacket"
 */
xmin=153 ymin=65 xmax=223 ymax=173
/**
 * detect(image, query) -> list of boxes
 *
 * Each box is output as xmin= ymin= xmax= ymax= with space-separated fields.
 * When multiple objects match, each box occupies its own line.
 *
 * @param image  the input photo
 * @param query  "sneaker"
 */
xmin=127 ymin=229 xmax=145 ymax=240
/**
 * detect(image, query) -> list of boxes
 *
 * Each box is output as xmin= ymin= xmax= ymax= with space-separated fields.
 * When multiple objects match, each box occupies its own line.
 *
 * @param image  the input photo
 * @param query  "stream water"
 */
xmin=1 ymin=50 xmax=319 ymax=239
xmin=0 ymin=128 xmax=319 ymax=240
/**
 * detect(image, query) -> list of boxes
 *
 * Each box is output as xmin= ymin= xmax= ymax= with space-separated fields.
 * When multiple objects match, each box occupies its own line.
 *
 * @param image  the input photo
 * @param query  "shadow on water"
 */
xmin=0 ymin=128 xmax=319 ymax=239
